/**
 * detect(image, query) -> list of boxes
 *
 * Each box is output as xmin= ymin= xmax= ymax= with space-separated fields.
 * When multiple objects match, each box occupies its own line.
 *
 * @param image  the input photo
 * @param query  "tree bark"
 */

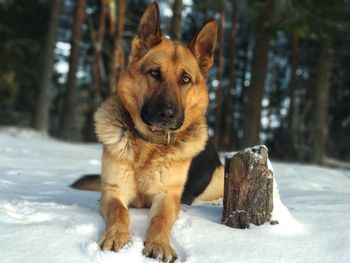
xmin=287 ymin=37 xmax=299 ymax=135
xmin=296 ymin=41 xmax=319 ymax=160
xmin=59 ymin=0 xmax=86 ymax=140
xmin=236 ymin=39 xmax=249 ymax=149
xmin=222 ymin=146 xmax=274 ymax=228
xmin=222 ymin=0 xmax=238 ymax=150
xmin=214 ymin=0 xmax=225 ymax=148
xmin=170 ymin=0 xmax=183 ymax=41
xmin=309 ymin=40 xmax=332 ymax=164
xmin=109 ymin=0 xmax=127 ymax=94
xmin=241 ymin=1 xmax=273 ymax=148
xmin=83 ymin=0 xmax=108 ymax=142
xmin=34 ymin=0 xmax=62 ymax=133
xmin=91 ymin=0 xmax=108 ymax=100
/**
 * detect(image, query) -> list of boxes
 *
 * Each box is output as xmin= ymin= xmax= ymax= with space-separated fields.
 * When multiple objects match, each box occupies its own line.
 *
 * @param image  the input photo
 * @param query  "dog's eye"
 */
xmin=180 ymin=74 xmax=192 ymax=86
xmin=148 ymin=68 xmax=162 ymax=80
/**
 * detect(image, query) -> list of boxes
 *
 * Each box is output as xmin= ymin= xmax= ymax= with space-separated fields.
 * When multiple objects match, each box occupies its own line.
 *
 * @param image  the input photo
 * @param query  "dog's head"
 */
xmin=118 ymin=2 xmax=217 ymax=137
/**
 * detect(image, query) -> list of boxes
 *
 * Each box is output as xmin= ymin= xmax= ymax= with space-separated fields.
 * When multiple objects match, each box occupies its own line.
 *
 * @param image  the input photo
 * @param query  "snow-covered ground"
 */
xmin=0 ymin=127 xmax=349 ymax=263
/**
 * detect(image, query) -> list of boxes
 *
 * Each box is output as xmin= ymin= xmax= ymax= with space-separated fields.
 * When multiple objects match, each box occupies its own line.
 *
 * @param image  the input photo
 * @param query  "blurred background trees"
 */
xmin=0 ymin=0 xmax=349 ymax=165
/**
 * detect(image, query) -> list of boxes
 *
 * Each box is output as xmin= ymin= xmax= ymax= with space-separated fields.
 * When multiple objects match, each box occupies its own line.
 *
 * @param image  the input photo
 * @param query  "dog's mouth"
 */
xmin=144 ymin=120 xmax=184 ymax=133
xmin=136 ymin=111 xmax=181 ymax=145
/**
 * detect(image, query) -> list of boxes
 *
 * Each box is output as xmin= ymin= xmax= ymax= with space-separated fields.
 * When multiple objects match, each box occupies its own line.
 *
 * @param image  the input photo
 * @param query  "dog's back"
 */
xmin=72 ymin=140 xmax=223 ymax=205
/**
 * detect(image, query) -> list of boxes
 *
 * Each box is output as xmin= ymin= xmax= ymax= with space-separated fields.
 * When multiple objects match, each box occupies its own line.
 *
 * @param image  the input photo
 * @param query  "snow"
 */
xmin=1 ymin=127 xmax=350 ymax=263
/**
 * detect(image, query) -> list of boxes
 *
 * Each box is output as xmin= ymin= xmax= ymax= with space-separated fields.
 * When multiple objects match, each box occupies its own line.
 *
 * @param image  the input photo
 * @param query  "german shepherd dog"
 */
xmin=72 ymin=2 xmax=223 ymax=262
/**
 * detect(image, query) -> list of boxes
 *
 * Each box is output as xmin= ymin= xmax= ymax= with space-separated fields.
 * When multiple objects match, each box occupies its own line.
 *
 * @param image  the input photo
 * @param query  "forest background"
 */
xmin=1 ymin=0 xmax=349 ymax=165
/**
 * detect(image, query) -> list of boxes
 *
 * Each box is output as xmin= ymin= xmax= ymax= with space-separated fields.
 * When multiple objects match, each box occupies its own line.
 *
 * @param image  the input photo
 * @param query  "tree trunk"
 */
xmin=214 ymin=0 xmax=225 ymax=148
xmin=91 ymin=0 xmax=108 ymax=100
xmin=222 ymin=0 xmax=238 ymax=150
xmin=236 ymin=39 xmax=249 ymax=149
xmin=170 ymin=0 xmax=183 ymax=41
xmin=109 ymin=0 xmax=127 ymax=94
xmin=297 ymin=41 xmax=319 ymax=161
xmin=84 ymin=0 xmax=108 ymax=142
xmin=287 ymin=37 xmax=299 ymax=135
xmin=34 ymin=0 xmax=62 ymax=133
xmin=59 ymin=0 xmax=86 ymax=140
xmin=222 ymin=146 xmax=274 ymax=228
xmin=242 ymin=1 xmax=273 ymax=148
xmin=309 ymin=40 xmax=332 ymax=164
xmin=281 ymin=37 xmax=300 ymax=159
xmin=242 ymin=35 xmax=270 ymax=147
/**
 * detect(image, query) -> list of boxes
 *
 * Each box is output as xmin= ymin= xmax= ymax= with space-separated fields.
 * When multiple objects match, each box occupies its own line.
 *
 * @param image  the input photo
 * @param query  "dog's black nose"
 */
xmin=160 ymin=106 xmax=175 ymax=121
xmin=141 ymin=102 xmax=183 ymax=130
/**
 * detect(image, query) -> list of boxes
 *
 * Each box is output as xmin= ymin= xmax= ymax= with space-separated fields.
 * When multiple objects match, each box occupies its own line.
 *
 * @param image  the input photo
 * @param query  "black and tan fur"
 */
xmin=71 ymin=3 xmax=223 ymax=262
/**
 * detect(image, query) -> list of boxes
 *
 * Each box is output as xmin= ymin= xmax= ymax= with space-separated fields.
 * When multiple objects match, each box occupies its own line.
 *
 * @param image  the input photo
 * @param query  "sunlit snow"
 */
xmin=0 ymin=127 xmax=349 ymax=262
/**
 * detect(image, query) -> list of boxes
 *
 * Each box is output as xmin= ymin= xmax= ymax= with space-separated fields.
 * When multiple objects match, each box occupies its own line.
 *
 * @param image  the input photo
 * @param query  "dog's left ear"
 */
xmin=189 ymin=20 xmax=217 ymax=77
xmin=130 ymin=2 xmax=162 ymax=63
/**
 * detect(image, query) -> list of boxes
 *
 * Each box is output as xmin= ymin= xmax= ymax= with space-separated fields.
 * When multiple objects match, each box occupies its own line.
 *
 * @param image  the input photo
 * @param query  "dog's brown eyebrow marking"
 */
xmin=172 ymin=43 xmax=179 ymax=63
xmin=140 ymin=61 xmax=161 ymax=73
xmin=175 ymin=45 xmax=201 ymax=85
xmin=139 ymin=63 xmax=147 ymax=74
xmin=194 ymin=74 xmax=200 ymax=85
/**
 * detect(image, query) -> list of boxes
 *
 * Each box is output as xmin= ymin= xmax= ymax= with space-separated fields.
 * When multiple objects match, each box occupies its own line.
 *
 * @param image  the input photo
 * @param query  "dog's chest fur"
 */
xmin=95 ymin=96 xmax=208 ymax=207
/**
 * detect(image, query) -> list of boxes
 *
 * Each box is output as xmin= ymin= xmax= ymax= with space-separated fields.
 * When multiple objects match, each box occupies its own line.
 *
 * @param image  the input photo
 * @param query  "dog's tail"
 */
xmin=70 ymin=174 xmax=101 ymax=191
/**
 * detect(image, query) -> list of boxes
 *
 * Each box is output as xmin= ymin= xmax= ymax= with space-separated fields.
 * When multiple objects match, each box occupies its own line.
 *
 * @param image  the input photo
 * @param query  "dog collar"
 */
xmin=114 ymin=98 xmax=176 ymax=145
xmin=136 ymin=129 xmax=176 ymax=145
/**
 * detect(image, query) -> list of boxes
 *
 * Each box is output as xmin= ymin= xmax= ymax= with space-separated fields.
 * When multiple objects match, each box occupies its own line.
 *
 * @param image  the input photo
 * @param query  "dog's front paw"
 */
xmin=142 ymin=241 xmax=177 ymax=263
xmin=98 ymin=230 xmax=132 ymax=251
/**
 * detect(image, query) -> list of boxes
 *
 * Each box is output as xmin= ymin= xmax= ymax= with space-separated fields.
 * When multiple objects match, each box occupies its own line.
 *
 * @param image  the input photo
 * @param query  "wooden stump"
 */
xmin=222 ymin=145 xmax=273 ymax=229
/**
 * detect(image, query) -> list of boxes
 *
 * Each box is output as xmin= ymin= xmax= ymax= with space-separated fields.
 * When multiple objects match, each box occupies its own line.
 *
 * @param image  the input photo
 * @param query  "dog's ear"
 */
xmin=189 ymin=20 xmax=217 ymax=77
xmin=130 ymin=2 xmax=162 ymax=63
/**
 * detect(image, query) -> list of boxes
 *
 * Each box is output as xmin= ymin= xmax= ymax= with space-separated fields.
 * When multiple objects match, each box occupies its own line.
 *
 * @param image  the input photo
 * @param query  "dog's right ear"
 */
xmin=130 ymin=2 xmax=162 ymax=63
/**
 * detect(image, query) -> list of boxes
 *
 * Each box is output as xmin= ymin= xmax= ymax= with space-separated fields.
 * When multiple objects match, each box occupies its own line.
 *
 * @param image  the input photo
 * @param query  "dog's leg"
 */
xmin=97 ymin=149 xmax=133 ymax=251
xmin=98 ymin=188 xmax=132 ymax=251
xmin=143 ymin=192 xmax=180 ymax=262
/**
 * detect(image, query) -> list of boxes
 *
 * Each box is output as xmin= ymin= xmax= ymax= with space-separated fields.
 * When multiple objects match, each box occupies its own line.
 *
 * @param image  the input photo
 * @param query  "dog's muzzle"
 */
xmin=141 ymin=102 xmax=184 ymax=130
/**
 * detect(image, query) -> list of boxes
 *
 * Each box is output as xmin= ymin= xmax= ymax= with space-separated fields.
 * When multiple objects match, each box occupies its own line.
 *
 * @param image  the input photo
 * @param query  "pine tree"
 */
xmin=34 ymin=0 xmax=62 ymax=133
xmin=60 ymin=0 xmax=87 ymax=140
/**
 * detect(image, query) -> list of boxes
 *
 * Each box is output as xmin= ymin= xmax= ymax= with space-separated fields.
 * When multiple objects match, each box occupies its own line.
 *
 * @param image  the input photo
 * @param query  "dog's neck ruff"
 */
xmin=95 ymin=95 xmax=177 ymax=146
xmin=95 ymin=95 xmax=208 ymax=159
xmin=135 ymin=129 xmax=176 ymax=145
